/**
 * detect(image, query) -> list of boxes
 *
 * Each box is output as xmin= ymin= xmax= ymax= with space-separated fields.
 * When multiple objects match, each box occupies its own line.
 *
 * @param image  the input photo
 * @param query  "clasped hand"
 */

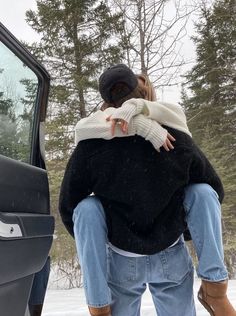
xmin=106 ymin=116 xmax=176 ymax=152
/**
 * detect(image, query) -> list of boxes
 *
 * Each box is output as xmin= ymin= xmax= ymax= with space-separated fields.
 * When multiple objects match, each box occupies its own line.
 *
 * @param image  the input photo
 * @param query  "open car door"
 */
xmin=0 ymin=23 xmax=54 ymax=316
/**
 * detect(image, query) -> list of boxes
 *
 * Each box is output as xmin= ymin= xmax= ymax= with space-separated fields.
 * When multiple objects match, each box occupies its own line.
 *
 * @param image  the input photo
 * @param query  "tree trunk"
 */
xmin=137 ymin=1 xmax=147 ymax=75
xmin=72 ymin=15 xmax=86 ymax=118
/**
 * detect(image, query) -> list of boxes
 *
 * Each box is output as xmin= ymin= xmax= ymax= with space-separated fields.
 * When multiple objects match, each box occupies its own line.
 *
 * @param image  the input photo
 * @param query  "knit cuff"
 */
xmin=110 ymin=98 xmax=145 ymax=123
xmin=134 ymin=115 xmax=167 ymax=151
xmin=146 ymin=121 xmax=168 ymax=152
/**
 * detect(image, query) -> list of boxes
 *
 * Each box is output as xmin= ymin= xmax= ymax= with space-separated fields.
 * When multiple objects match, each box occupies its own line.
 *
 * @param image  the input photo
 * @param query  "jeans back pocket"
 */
xmin=107 ymin=248 xmax=137 ymax=285
xmin=160 ymin=240 xmax=193 ymax=283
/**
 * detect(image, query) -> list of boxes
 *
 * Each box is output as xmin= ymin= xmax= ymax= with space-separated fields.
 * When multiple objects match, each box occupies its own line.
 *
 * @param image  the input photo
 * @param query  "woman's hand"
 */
xmin=162 ymin=133 xmax=176 ymax=151
xmin=106 ymin=116 xmax=128 ymax=136
xmin=106 ymin=116 xmax=176 ymax=151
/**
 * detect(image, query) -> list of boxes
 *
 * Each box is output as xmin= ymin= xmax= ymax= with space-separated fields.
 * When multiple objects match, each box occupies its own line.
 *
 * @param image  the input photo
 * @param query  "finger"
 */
xmin=162 ymin=142 xmax=170 ymax=151
xmin=119 ymin=121 xmax=124 ymax=132
xmin=167 ymin=134 xmax=176 ymax=142
xmin=111 ymin=120 xmax=116 ymax=136
xmin=167 ymin=133 xmax=176 ymax=141
xmin=166 ymin=139 xmax=174 ymax=150
xmin=106 ymin=115 xmax=111 ymax=121
xmin=120 ymin=122 xmax=125 ymax=133
xmin=122 ymin=122 xmax=128 ymax=134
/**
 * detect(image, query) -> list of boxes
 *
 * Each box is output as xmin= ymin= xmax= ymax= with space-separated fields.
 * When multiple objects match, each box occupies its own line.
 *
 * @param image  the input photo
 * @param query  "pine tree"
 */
xmin=26 ymin=0 xmax=124 ymax=157
xmin=182 ymin=0 xmax=236 ymax=276
xmin=0 ymin=90 xmax=18 ymax=158
xmin=26 ymin=0 xmax=125 ymax=280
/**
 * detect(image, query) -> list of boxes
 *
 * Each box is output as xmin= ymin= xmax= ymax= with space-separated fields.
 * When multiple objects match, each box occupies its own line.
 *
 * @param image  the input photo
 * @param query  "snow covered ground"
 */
xmin=42 ymin=279 xmax=236 ymax=316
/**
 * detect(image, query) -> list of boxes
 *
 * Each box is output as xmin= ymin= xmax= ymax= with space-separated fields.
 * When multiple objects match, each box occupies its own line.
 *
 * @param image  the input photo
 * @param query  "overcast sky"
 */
xmin=0 ymin=0 xmax=197 ymax=104
xmin=0 ymin=0 xmax=40 ymax=41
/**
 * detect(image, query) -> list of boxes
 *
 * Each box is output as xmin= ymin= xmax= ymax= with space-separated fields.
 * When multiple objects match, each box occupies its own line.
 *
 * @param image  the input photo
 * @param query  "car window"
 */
xmin=0 ymin=41 xmax=38 ymax=163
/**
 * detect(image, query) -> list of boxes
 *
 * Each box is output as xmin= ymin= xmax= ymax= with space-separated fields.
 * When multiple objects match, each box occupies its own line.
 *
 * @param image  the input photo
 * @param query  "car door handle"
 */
xmin=0 ymin=220 xmax=23 ymax=238
xmin=0 ymin=212 xmax=54 ymax=239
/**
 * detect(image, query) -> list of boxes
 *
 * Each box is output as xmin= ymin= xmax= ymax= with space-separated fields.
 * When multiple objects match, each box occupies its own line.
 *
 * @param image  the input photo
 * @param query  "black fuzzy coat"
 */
xmin=59 ymin=127 xmax=224 ymax=255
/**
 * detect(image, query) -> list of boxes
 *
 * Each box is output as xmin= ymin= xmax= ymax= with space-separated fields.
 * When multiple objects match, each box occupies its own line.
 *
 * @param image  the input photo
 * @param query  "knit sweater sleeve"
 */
xmin=59 ymin=144 xmax=92 ymax=237
xmin=105 ymin=98 xmax=191 ymax=136
xmin=131 ymin=99 xmax=192 ymax=137
xmin=74 ymin=108 xmax=167 ymax=151
xmin=133 ymin=115 xmax=167 ymax=151
xmin=75 ymin=108 xmax=136 ymax=144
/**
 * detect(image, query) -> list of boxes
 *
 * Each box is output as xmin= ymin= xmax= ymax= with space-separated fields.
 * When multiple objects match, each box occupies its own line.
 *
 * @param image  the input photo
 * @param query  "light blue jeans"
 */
xmin=72 ymin=184 xmax=228 ymax=315
xmin=107 ymin=238 xmax=195 ymax=316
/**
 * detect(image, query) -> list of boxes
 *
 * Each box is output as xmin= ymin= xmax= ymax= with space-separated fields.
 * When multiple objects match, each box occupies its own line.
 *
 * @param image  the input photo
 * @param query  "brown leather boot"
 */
xmin=88 ymin=305 xmax=112 ymax=316
xmin=198 ymin=280 xmax=236 ymax=316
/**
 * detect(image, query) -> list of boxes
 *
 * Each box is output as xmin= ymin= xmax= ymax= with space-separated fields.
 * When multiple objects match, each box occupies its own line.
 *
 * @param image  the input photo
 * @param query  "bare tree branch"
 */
xmin=111 ymin=0 xmax=197 ymax=89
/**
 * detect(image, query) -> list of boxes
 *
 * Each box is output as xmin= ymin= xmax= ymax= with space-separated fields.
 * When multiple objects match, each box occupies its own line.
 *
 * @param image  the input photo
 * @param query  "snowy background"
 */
xmin=42 ymin=278 xmax=236 ymax=316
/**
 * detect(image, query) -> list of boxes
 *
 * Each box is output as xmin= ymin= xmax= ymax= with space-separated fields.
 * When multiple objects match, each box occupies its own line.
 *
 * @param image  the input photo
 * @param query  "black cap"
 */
xmin=99 ymin=64 xmax=138 ymax=103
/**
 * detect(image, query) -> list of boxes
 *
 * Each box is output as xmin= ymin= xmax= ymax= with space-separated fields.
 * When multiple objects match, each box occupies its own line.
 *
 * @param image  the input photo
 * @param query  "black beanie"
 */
xmin=99 ymin=64 xmax=138 ymax=103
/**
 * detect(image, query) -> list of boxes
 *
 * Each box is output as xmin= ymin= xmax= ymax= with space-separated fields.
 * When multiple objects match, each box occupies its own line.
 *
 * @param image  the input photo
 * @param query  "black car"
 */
xmin=0 ymin=22 xmax=54 ymax=316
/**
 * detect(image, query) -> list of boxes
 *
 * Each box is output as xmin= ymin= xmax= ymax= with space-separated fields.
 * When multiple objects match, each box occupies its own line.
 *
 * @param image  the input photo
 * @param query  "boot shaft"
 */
xmin=198 ymin=280 xmax=236 ymax=316
xmin=89 ymin=305 xmax=111 ymax=316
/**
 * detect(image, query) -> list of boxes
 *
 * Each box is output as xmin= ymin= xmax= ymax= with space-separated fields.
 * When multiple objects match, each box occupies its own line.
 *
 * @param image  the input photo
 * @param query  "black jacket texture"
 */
xmin=59 ymin=127 xmax=224 ymax=255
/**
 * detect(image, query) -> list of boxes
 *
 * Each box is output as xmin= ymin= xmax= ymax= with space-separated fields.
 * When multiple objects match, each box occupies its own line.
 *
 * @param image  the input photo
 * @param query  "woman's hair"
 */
xmin=101 ymin=74 xmax=156 ymax=110
xmin=137 ymin=74 xmax=157 ymax=102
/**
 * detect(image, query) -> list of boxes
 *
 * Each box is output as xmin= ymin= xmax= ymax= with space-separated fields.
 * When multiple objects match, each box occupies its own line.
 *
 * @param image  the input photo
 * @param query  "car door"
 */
xmin=0 ymin=22 xmax=54 ymax=316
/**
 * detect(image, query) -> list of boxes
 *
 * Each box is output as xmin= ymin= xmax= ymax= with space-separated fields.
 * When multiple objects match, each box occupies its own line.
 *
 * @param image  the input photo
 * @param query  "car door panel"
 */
xmin=0 ymin=22 xmax=54 ymax=316
xmin=0 ymin=155 xmax=50 ymax=214
xmin=0 ymin=275 xmax=33 ymax=316
xmin=0 ymin=155 xmax=54 ymax=315
xmin=0 ymin=237 xmax=53 ymax=285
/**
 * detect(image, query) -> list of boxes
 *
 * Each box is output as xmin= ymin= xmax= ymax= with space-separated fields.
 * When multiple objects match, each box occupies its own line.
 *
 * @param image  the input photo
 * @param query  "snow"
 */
xmin=42 ymin=279 xmax=236 ymax=315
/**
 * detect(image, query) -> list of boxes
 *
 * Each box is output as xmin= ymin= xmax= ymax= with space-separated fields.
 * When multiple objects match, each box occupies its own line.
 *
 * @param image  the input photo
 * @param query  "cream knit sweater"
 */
xmin=75 ymin=98 xmax=191 ymax=151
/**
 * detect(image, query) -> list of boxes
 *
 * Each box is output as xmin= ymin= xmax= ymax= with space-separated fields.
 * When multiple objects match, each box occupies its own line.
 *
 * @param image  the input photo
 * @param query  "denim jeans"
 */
xmin=28 ymin=256 xmax=50 ymax=305
xmin=72 ymin=183 xmax=228 ymax=313
xmin=107 ymin=239 xmax=195 ymax=316
xmin=184 ymin=184 xmax=228 ymax=282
